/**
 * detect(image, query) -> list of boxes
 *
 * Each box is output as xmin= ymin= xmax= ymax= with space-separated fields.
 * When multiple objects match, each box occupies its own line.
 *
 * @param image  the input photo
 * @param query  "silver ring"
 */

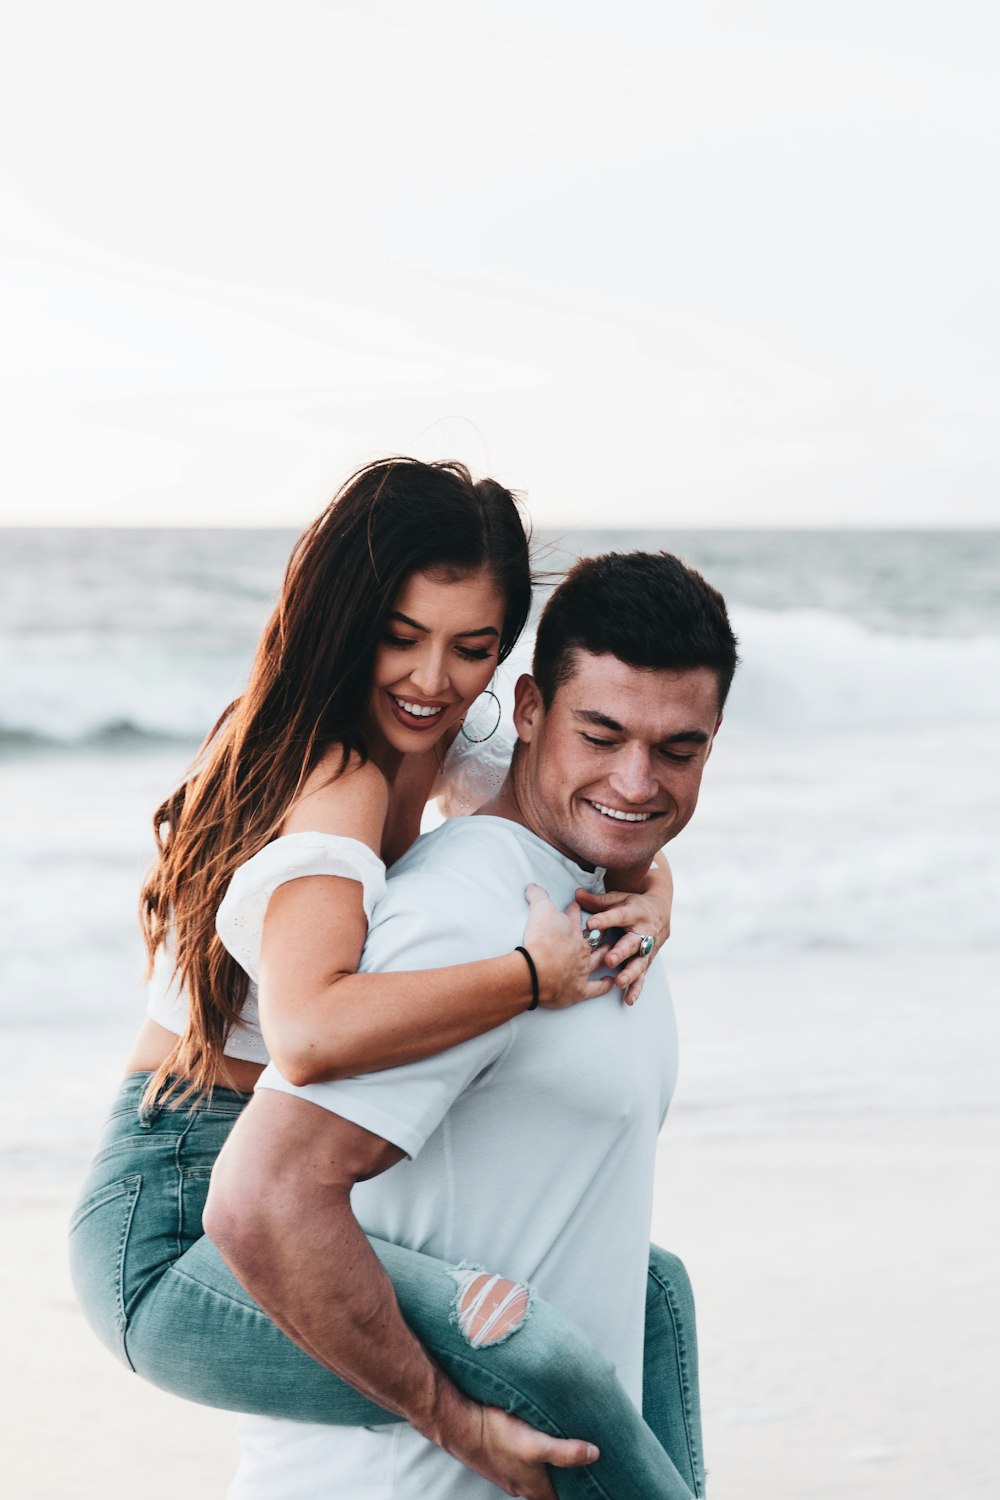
xmin=584 ymin=928 xmax=603 ymax=949
xmin=638 ymin=934 xmax=655 ymax=959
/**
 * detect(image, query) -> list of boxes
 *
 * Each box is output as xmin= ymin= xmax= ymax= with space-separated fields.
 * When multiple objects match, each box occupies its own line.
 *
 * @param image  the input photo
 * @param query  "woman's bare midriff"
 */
xmin=124 ymin=1017 xmax=265 ymax=1094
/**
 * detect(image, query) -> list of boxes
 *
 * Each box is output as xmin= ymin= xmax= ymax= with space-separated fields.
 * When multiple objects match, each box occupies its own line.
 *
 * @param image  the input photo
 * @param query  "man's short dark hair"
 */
xmin=532 ymin=551 xmax=739 ymax=710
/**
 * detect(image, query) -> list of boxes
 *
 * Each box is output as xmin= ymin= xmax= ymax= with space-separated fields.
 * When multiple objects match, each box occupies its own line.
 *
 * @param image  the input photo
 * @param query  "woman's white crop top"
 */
xmin=145 ymin=833 xmax=387 ymax=1062
xmin=144 ymin=725 xmax=514 ymax=1061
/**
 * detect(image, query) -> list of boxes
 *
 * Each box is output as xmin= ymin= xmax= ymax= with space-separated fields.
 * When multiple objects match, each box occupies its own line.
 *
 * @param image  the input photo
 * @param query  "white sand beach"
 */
xmin=5 ymin=950 xmax=996 ymax=1500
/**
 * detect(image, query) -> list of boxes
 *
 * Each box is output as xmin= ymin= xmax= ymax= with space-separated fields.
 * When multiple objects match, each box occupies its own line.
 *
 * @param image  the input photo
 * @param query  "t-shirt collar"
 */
xmin=470 ymin=815 xmax=606 ymax=892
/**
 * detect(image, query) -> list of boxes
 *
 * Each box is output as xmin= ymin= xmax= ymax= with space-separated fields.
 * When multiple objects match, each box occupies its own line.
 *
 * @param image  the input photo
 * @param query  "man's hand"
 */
xmin=439 ymin=1400 xmax=599 ymax=1500
xmin=576 ymin=858 xmax=672 ymax=1005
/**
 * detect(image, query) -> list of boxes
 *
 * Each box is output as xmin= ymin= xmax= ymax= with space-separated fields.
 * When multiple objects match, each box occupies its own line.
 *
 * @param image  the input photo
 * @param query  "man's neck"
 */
xmin=476 ymin=770 xmax=656 ymax=890
xmin=474 ymin=772 xmax=598 ymax=873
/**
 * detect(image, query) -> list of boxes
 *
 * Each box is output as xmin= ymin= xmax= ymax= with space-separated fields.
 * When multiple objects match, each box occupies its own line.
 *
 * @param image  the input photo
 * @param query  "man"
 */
xmin=206 ymin=551 xmax=738 ymax=1500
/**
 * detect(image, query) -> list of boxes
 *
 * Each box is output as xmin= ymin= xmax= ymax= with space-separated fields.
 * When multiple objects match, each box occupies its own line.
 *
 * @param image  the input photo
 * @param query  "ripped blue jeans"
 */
xmin=69 ymin=1074 xmax=705 ymax=1500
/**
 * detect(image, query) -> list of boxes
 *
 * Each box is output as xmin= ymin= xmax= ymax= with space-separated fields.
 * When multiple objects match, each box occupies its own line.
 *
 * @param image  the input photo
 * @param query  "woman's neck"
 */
xmin=363 ymin=720 xmax=404 ymax=786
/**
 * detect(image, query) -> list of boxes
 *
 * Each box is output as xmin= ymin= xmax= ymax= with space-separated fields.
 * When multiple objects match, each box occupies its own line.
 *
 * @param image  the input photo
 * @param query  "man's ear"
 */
xmin=512 ymin=674 xmax=544 ymax=743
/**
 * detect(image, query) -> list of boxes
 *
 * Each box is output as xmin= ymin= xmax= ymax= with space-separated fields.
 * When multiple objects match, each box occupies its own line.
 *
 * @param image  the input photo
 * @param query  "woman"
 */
xmin=69 ymin=458 xmax=704 ymax=1499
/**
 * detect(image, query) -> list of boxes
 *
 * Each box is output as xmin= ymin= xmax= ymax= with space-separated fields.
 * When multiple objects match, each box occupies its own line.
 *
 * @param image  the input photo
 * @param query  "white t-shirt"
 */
xmin=145 ymin=728 xmax=514 ymax=1060
xmin=232 ymin=815 xmax=678 ymax=1500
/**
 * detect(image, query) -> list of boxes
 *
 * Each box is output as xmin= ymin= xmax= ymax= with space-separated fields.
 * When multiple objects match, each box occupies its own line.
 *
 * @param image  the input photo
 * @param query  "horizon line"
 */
xmin=3 ymin=520 xmax=998 ymax=534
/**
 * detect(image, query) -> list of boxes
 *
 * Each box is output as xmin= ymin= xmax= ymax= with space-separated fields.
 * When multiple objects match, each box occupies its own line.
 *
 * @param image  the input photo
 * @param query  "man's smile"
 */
xmin=584 ymin=799 xmax=664 ymax=824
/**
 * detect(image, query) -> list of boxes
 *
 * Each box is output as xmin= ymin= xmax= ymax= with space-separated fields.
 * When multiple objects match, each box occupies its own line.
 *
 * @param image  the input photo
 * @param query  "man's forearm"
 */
xmin=204 ymin=1100 xmax=465 ymax=1444
xmin=204 ymin=1084 xmax=600 ymax=1498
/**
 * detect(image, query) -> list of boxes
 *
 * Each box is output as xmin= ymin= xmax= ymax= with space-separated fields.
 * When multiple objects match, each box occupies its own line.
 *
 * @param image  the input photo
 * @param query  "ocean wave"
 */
xmin=725 ymin=606 xmax=1000 ymax=730
xmin=0 ymin=719 xmax=196 ymax=754
xmin=2 ymin=606 xmax=999 ymax=754
xmin=0 ymin=640 xmax=245 ymax=751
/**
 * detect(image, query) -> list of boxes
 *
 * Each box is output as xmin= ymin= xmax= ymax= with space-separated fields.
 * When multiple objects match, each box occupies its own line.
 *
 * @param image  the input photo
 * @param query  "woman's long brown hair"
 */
xmin=140 ymin=458 xmax=531 ymax=1106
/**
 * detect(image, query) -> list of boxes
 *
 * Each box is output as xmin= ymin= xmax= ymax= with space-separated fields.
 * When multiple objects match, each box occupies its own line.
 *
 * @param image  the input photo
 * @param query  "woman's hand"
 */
xmin=575 ymin=868 xmax=672 ymax=1006
xmin=522 ymin=884 xmax=615 ymax=1009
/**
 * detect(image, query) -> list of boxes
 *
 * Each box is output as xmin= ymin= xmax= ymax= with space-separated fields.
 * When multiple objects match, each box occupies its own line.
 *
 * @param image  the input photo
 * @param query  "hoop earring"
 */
xmin=460 ymin=688 xmax=502 ymax=743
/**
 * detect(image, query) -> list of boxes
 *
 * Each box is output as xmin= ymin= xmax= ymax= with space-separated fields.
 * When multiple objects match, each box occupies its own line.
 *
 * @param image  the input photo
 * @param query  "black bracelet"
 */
xmin=514 ymin=946 xmax=540 ymax=1011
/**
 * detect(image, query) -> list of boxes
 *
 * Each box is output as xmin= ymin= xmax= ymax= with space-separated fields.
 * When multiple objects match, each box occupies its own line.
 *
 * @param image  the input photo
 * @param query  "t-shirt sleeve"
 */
xmin=256 ymin=864 xmax=515 ymax=1159
xmin=216 ymin=832 xmax=387 ymax=984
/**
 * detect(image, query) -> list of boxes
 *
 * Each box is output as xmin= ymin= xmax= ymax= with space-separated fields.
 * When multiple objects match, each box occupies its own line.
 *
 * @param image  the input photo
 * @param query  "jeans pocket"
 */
xmin=179 ymin=1164 xmax=214 ymax=1247
xmin=68 ymin=1174 xmax=142 ymax=1371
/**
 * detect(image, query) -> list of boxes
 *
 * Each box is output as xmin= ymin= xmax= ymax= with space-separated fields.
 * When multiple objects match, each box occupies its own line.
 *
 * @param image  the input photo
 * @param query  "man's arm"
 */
xmin=203 ymin=1089 xmax=598 ymax=1500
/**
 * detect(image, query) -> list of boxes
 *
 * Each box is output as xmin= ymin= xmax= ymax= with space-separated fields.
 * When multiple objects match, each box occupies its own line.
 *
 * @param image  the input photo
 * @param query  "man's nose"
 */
xmin=608 ymin=746 xmax=658 ymax=804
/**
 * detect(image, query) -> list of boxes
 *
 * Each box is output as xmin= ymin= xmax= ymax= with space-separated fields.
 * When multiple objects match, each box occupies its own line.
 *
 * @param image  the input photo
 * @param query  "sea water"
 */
xmin=1 ymin=528 xmax=998 ymax=1190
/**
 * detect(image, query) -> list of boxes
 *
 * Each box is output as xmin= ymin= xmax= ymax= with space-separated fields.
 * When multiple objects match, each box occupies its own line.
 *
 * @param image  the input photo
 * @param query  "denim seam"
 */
xmin=646 ymin=1265 xmax=702 ymax=1496
xmin=68 ymin=1175 xmax=138 ymax=1233
xmin=113 ymin=1174 xmax=142 ymax=1371
xmin=171 ymin=1131 xmax=185 ymax=1261
xmin=88 ymin=1134 xmax=185 ymax=1163
xmin=171 ymin=1264 xmax=263 ymax=1313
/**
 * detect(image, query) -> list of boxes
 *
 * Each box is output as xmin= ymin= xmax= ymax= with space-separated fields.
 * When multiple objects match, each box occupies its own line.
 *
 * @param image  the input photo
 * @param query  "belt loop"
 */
xmin=137 ymin=1076 xmax=160 ymax=1129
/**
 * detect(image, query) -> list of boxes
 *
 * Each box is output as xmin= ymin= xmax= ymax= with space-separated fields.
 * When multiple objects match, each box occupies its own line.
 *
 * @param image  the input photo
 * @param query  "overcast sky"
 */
xmin=2 ymin=0 xmax=998 ymax=527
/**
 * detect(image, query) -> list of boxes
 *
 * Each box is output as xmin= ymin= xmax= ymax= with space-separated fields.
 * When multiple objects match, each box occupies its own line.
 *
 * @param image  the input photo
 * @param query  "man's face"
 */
xmin=512 ymin=649 xmax=722 ymax=872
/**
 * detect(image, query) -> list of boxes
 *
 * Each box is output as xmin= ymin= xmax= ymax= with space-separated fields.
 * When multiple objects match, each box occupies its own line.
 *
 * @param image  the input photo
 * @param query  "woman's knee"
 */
xmin=648 ymin=1245 xmax=696 ymax=1321
xmin=452 ymin=1270 xmax=532 ymax=1348
xmin=469 ymin=1281 xmax=617 ymax=1410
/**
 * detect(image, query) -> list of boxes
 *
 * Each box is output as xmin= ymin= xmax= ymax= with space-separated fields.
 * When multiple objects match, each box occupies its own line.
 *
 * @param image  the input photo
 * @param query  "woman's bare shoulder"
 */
xmin=280 ymin=748 xmax=390 ymax=846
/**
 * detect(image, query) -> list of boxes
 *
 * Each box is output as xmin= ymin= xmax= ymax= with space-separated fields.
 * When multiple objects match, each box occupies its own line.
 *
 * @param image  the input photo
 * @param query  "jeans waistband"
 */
xmin=115 ymin=1070 xmax=254 ymax=1122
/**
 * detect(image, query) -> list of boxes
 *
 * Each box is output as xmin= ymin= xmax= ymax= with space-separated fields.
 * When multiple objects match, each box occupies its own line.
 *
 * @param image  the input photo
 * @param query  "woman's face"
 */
xmin=368 ymin=566 xmax=507 ymax=756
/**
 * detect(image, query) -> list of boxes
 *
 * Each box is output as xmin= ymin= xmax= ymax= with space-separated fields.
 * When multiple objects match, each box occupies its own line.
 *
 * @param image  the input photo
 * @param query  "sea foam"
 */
xmin=725 ymin=606 xmax=1000 ymax=731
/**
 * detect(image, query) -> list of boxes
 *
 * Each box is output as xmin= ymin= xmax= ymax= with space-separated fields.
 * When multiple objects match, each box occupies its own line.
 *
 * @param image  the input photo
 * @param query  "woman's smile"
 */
xmin=386 ymin=691 xmax=450 ymax=731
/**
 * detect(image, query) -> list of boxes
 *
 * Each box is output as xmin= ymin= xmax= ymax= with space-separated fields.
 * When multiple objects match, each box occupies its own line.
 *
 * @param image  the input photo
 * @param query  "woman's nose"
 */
xmin=408 ymin=649 xmax=449 ymax=697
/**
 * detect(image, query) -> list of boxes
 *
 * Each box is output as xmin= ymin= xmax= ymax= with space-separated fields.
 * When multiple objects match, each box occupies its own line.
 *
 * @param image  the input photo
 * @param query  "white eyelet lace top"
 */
xmin=144 ymin=725 xmax=515 ymax=1061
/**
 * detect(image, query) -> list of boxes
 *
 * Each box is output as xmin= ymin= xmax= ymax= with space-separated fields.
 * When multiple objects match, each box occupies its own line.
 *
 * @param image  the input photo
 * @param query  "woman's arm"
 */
xmin=575 ymin=851 xmax=673 ymax=1005
xmin=253 ymin=754 xmax=611 ymax=1087
xmin=260 ymin=879 xmax=609 ymax=1086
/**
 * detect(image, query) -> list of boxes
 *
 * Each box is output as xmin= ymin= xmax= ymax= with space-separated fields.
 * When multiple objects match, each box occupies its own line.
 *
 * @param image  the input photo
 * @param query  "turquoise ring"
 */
xmin=638 ymin=934 xmax=655 ymax=959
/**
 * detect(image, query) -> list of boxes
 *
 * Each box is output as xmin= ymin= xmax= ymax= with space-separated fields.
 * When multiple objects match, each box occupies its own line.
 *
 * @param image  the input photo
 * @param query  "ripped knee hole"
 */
xmin=455 ymin=1272 xmax=531 ymax=1348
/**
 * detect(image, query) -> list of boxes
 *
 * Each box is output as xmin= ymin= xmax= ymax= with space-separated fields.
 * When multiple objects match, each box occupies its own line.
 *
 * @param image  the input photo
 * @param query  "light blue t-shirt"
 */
xmin=244 ymin=815 xmax=678 ymax=1500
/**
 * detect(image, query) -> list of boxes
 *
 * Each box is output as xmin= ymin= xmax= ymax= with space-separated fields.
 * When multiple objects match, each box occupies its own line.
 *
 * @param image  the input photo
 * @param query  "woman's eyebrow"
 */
xmin=387 ymin=611 xmax=499 ymax=639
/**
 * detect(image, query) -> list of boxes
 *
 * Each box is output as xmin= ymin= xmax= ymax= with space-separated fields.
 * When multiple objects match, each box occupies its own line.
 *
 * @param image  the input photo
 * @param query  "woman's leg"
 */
xmin=642 ymin=1246 xmax=706 ymax=1497
xmin=70 ymin=1075 xmax=696 ymax=1499
xmin=129 ymin=1233 xmax=695 ymax=1499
